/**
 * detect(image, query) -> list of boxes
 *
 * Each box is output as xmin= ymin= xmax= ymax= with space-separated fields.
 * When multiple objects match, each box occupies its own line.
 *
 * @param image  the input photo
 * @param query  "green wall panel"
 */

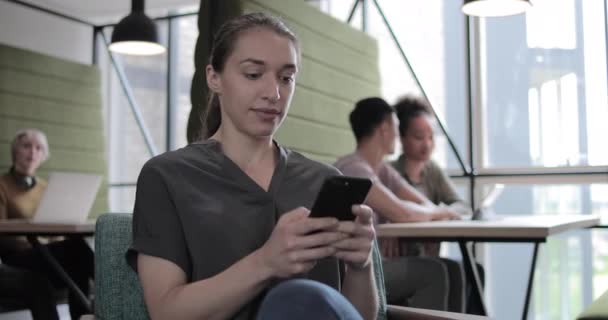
xmin=0 ymin=93 xmax=102 ymax=129
xmin=276 ymin=117 xmax=354 ymax=158
xmin=0 ymin=68 xmax=100 ymax=107
xmin=289 ymin=87 xmax=352 ymax=129
xmin=0 ymin=45 xmax=99 ymax=85
xmin=0 ymin=119 xmax=104 ymax=151
xmin=0 ymin=44 xmax=107 ymax=218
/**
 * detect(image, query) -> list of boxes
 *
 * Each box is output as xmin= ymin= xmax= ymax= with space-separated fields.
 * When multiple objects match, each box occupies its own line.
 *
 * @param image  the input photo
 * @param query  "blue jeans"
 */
xmin=257 ymin=279 xmax=363 ymax=320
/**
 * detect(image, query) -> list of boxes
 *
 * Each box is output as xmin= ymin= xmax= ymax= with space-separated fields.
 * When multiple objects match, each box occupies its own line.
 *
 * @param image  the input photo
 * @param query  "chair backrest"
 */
xmin=94 ymin=213 xmax=148 ymax=319
xmin=94 ymin=213 xmax=388 ymax=320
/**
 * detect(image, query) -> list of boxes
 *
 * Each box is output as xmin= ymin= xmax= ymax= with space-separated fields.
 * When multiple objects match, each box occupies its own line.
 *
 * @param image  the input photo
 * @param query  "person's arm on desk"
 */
xmin=366 ymin=182 xmax=459 ymax=223
xmin=426 ymin=161 xmax=473 ymax=217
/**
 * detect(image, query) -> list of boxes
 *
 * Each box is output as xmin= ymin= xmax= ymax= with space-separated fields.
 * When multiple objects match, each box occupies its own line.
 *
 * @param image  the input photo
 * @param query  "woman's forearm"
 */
xmin=341 ymin=264 xmax=379 ymax=320
xmin=142 ymin=250 xmax=273 ymax=320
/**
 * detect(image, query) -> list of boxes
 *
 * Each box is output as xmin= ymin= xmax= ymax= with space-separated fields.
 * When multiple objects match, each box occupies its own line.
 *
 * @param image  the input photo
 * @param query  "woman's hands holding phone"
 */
xmin=332 ymin=205 xmax=376 ymax=270
xmin=255 ymin=207 xmax=347 ymax=279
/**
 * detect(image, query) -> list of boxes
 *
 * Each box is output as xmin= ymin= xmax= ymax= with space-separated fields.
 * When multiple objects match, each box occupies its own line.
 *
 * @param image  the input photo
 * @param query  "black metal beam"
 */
xmin=371 ymin=0 xmax=470 ymax=176
xmin=100 ymin=32 xmax=159 ymax=156
xmin=167 ymin=17 xmax=178 ymax=151
xmin=347 ymin=0 xmax=361 ymax=24
xmin=92 ymin=26 xmax=101 ymax=65
xmin=522 ymin=243 xmax=540 ymax=320
xmin=465 ymin=14 xmax=476 ymax=209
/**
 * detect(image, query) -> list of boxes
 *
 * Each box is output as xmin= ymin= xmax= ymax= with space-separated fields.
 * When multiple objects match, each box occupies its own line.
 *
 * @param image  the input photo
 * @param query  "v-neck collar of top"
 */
xmin=395 ymin=154 xmax=425 ymax=187
xmin=193 ymin=139 xmax=287 ymax=196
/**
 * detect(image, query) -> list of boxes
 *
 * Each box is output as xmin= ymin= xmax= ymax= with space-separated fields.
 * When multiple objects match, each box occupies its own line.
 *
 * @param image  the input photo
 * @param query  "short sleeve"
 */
xmin=337 ymin=161 xmax=376 ymax=180
xmin=377 ymin=163 xmax=410 ymax=194
xmin=126 ymin=162 xmax=191 ymax=276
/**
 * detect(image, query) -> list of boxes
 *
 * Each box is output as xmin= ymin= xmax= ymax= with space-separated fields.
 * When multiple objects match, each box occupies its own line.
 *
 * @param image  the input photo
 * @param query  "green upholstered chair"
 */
xmin=93 ymin=213 xmax=487 ymax=320
xmin=577 ymin=290 xmax=608 ymax=320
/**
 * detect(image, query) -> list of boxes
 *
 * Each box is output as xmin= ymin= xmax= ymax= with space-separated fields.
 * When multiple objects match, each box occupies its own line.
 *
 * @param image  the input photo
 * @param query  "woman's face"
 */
xmin=207 ymin=28 xmax=298 ymax=139
xmin=401 ymin=115 xmax=434 ymax=162
xmin=14 ymin=134 xmax=45 ymax=175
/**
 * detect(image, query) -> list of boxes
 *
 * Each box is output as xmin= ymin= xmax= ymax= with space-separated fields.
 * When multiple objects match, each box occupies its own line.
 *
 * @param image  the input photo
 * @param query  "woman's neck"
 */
xmin=12 ymin=165 xmax=34 ymax=177
xmin=211 ymin=125 xmax=276 ymax=174
xmin=403 ymin=157 xmax=425 ymax=183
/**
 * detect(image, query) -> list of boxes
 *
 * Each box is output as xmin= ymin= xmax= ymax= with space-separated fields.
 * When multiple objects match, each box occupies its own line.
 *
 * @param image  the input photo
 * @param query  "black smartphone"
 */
xmin=309 ymin=176 xmax=373 ymax=221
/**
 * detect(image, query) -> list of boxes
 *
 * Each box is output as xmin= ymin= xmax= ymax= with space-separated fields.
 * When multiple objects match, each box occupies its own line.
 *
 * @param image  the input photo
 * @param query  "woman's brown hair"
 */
xmin=393 ymin=95 xmax=432 ymax=137
xmin=201 ymin=12 xmax=300 ymax=139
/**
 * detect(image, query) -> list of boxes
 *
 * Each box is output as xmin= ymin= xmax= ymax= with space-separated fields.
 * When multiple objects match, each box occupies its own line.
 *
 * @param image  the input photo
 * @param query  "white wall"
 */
xmin=0 ymin=1 xmax=93 ymax=65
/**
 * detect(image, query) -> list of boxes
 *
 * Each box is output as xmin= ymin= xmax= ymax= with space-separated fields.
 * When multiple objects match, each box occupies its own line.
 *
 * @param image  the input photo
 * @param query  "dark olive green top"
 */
xmin=128 ymin=140 xmax=342 ymax=319
xmin=391 ymin=155 xmax=471 ymax=216
xmin=391 ymin=155 xmax=472 ymax=256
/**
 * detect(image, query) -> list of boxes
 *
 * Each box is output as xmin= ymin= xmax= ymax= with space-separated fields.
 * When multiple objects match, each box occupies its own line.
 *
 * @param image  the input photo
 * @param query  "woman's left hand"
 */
xmin=332 ymin=205 xmax=376 ymax=270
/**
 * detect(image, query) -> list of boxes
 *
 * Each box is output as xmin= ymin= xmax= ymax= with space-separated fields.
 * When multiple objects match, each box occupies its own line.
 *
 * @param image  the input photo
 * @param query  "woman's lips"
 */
xmin=252 ymin=108 xmax=282 ymax=121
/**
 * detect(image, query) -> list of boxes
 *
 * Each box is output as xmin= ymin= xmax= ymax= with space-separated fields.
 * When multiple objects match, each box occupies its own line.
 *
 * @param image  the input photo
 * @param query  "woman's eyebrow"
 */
xmin=281 ymin=64 xmax=297 ymax=72
xmin=239 ymin=58 xmax=265 ymax=66
xmin=239 ymin=59 xmax=297 ymax=74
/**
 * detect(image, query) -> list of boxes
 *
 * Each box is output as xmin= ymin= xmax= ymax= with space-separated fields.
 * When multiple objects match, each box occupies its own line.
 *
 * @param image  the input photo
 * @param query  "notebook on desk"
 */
xmin=32 ymin=172 xmax=102 ymax=224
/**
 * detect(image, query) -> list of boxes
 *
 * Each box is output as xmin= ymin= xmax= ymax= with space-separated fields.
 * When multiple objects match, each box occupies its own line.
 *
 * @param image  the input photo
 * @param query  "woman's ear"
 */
xmin=206 ymin=65 xmax=222 ymax=94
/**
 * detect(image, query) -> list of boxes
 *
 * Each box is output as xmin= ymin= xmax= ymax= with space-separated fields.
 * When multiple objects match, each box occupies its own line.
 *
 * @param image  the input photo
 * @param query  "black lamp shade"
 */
xmin=462 ymin=0 xmax=531 ymax=17
xmin=109 ymin=0 xmax=165 ymax=55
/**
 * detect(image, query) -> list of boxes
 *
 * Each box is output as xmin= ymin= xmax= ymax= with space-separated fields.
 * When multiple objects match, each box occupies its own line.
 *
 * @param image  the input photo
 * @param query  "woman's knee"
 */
xmin=257 ymin=279 xmax=362 ymax=320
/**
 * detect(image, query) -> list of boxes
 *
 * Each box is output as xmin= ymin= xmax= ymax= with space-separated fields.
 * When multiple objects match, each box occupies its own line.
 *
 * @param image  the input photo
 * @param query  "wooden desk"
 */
xmin=377 ymin=215 xmax=600 ymax=320
xmin=0 ymin=220 xmax=94 ymax=236
xmin=0 ymin=220 xmax=95 ymax=312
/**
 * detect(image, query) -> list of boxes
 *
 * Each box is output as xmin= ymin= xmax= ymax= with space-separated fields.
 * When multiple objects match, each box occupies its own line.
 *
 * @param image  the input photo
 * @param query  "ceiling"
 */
xmin=18 ymin=0 xmax=201 ymax=25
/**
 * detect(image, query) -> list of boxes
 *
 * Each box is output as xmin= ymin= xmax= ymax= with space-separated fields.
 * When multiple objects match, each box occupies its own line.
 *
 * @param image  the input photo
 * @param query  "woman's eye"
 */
xmin=245 ymin=73 xmax=261 ymax=80
xmin=281 ymin=75 xmax=295 ymax=84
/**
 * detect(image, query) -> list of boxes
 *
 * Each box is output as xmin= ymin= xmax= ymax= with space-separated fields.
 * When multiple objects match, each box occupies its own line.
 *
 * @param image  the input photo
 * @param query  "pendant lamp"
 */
xmin=109 ymin=0 xmax=166 ymax=55
xmin=462 ymin=0 xmax=532 ymax=17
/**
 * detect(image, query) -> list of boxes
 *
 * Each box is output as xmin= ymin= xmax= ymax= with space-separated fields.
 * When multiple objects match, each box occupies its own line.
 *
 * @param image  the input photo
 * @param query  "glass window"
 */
xmin=102 ymin=21 xmax=169 ymax=211
xmin=481 ymin=182 xmax=607 ymax=319
xmin=321 ymin=0 xmax=468 ymax=171
xmin=108 ymin=186 xmax=136 ymax=213
xmin=173 ymin=16 xmax=197 ymax=149
xmin=479 ymin=0 xmax=608 ymax=168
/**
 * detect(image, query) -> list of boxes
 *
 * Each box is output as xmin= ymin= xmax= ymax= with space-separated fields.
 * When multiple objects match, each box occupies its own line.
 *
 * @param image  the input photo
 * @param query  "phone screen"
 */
xmin=309 ymin=176 xmax=372 ymax=221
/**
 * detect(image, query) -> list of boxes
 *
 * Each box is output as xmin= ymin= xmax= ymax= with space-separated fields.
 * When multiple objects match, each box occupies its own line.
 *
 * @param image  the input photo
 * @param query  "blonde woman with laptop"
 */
xmin=0 ymin=129 xmax=93 ymax=319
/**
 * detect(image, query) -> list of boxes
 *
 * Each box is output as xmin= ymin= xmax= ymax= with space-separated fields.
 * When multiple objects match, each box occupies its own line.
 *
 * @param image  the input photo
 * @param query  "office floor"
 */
xmin=0 ymin=304 xmax=70 ymax=320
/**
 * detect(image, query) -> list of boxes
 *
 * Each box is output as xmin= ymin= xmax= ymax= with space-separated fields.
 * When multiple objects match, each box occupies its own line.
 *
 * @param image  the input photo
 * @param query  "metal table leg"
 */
xmin=27 ymin=236 xmax=92 ymax=313
xmin=459 ymin=241 xmax=487 ymax=316
xmin=522 ymin=242 xmax=540 ymax=320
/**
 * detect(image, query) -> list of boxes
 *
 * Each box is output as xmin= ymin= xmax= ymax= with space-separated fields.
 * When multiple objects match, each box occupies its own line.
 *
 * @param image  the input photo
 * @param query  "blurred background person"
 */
xmin=0 ymin=128 xmax=94 ymax=319
xmin=393 ymin=96 xmax=484 ymax=314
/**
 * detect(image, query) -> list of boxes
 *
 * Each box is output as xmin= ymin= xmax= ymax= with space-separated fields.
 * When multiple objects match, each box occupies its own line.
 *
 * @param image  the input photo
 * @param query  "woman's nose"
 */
xmin=262 ymin=77 xmax=281 ymax=102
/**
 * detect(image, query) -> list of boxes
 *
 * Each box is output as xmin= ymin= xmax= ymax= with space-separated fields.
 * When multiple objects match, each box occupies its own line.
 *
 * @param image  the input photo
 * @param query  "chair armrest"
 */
xmin=387 ymin=305 xmax=491 ymax=320
xmin=578 ymin=290 xmax=608 ymax=320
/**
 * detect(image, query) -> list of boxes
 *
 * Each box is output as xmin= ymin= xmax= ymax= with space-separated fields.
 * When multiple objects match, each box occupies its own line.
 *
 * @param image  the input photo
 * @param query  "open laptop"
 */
xmin=471 ymin=183 xmax=504 ymax=221
xmin=32 ymin=172 xmax=102 ymax=224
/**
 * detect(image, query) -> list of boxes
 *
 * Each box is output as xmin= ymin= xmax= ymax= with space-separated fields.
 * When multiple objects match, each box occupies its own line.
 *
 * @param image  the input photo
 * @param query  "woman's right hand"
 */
xmin=254 ymin=207 xmax=348 ymax=279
